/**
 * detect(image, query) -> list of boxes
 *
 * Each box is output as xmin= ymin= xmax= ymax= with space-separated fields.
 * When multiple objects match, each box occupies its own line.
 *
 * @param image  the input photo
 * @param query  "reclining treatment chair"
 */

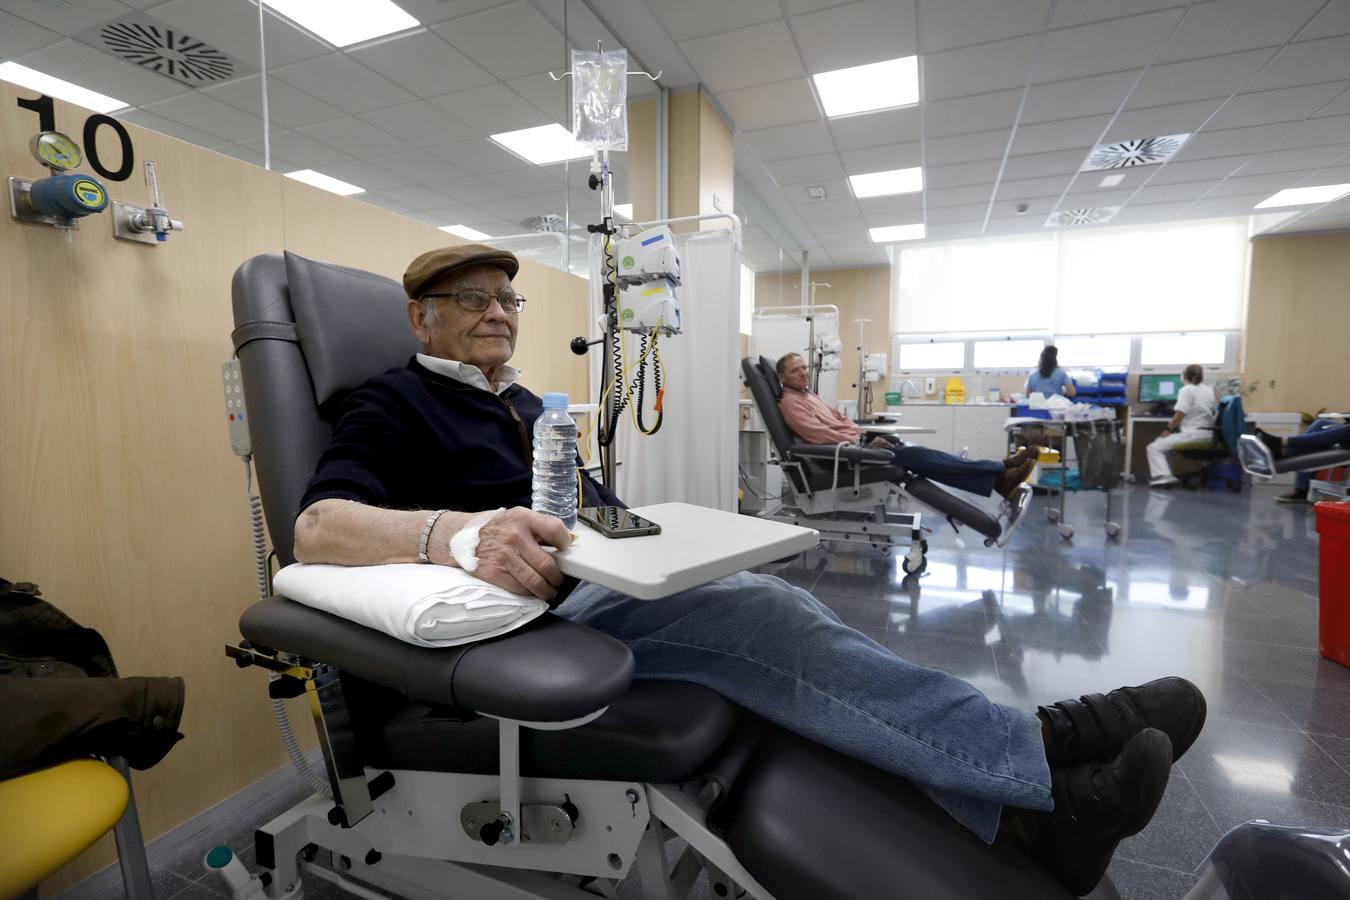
xmin=742 ymin=356 xmax=1030 ymax=573
xmin=227 ymin=252 xmax=1070 ymax=900
xmin=1237 ymin=428 xmax=1350 ymax=496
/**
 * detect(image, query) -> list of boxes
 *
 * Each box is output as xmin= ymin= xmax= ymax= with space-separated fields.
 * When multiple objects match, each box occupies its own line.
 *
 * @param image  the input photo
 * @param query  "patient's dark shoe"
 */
xmin=1004 ymin=445 xmax=1041 ymax=468
xmin=995 ymin=458 xmax=1036 ymax=499
xmin=1256 ymin=428 xmax=1286 ymax=460
xmin=1034 ymin=728 xmax=1172 ymax=896
xmin=1039 ymin=676 xmax=1206 ymax=766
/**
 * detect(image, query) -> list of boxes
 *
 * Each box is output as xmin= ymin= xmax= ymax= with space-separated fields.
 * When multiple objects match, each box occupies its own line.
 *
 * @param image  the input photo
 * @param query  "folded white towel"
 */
xmin=273 ymin=563 xmax=548 ymax=648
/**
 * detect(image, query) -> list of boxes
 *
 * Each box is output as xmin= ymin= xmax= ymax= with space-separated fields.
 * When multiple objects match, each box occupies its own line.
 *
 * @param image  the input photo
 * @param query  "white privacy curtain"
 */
xmin=589 ymin=229 xmax=741 ymax=511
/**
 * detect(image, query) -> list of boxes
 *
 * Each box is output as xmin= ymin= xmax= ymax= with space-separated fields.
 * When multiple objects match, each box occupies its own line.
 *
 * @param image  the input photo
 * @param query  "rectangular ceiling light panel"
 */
xmin=285 ymin=169 xmax=365 ymax=195
xmin=263 ymin=0 xmax=419 ymax=48
xmin=440 ymin=224 xmax=492 ymax=240
xmin=0 ymin=61 xmax=127 ymax=113
xmin=869 ymin=223 xmax=926 ymax=243
xmin=813 ymin=56 xmax=919 ymax=118
xmin=850 ymin=167 xmax=923 ymax=198
xmin=1255 ymin=184 xmax=1350 ymax=208
xmin=1082 ymin=134 xmax=1190 ymax=171
xmin=490 ymin=124 xmax=591 ymax=166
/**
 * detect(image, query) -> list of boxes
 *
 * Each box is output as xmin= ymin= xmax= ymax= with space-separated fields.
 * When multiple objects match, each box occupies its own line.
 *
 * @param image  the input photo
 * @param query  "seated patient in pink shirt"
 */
xmin=775 ymin=352 xmax=1035 ymax=500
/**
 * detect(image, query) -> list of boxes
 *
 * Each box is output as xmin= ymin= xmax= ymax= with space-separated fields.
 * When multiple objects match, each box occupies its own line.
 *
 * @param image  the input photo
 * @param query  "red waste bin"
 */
xmin=1316 ymin=502 xmax=1350 ymax=667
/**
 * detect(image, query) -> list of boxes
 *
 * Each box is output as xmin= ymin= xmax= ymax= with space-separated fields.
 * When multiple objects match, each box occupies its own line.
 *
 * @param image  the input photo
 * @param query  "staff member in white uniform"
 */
xmin=1146 ymin=364 xmax=1217 ymax=487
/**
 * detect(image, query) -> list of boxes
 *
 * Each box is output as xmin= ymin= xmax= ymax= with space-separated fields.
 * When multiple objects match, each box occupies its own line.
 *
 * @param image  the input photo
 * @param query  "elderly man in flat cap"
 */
xmin=292 ymin=244 xmax=1203 ymax=896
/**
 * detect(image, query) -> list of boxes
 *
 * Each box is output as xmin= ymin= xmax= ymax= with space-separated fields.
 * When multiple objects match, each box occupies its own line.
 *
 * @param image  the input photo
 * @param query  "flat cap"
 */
xmin=402 ymin=243 xmax=519 ymax=298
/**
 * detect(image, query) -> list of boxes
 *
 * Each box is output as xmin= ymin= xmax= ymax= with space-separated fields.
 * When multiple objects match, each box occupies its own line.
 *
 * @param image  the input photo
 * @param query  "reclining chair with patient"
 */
xmin=224 ymin=245 xmax=1208 ymax=900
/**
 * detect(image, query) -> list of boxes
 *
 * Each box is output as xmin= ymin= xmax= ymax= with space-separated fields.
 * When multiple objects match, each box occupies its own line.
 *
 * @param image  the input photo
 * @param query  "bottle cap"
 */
xmin=542 ymin=392 xmax=569 ymax=409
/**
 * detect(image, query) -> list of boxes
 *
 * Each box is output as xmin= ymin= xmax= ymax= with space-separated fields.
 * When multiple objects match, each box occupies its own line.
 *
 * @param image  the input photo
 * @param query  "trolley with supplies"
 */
xmin=1004 ymin=416 xmax=1123 ymax=541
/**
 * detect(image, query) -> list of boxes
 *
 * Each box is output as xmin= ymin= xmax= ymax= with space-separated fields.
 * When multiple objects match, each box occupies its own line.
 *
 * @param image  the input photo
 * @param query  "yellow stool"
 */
xmin=0 ymin=758 xmax=146 ymax=899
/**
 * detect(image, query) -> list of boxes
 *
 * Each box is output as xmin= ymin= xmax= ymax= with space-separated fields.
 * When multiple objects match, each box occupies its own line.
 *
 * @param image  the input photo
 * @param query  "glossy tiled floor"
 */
xmin=89 ymin=482 xmax=1345 ymax=900
xmin=751 ymin=481 xmax=1350 ymax=899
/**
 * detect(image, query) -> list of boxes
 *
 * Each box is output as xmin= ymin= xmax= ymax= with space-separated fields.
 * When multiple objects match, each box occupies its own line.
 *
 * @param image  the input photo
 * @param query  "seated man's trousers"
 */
xmin=874 ymin=437 xmax=1005 ymax=496
xmin=557 ymin=572 xmax=1053 ymax=842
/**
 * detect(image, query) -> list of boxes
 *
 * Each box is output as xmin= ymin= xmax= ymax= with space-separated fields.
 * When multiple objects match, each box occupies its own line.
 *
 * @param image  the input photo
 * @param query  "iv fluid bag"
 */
xmin=572 ymin=48 xmax=628 ymax=151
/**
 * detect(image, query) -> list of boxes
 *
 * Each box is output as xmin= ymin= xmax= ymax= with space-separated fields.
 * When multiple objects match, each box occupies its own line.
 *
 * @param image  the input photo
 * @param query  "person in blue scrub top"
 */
xmin=1025 ymin=345 xmax=1077 ymax=398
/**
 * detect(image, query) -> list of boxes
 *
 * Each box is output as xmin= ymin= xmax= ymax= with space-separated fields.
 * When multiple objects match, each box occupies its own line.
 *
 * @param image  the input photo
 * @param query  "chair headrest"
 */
xmin=284 ymin=251 xmax=421 ymax=411
xmin=758 ymin=355 xmax=783 ymax=400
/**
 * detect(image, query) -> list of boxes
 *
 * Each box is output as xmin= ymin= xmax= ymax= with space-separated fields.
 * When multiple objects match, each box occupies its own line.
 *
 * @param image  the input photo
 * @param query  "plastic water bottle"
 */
xmin=532 ymin=392 xmax=578 ymax=530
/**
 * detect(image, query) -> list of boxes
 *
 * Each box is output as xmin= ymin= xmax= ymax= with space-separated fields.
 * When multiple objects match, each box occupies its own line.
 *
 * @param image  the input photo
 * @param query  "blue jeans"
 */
xmin=1293 ymin=419 xmax=1350 ymax=490
xmin=876 ymin=437 xmax=1006 ymax=496
xmin=557 ymin=572 xmax=1053 ymax=842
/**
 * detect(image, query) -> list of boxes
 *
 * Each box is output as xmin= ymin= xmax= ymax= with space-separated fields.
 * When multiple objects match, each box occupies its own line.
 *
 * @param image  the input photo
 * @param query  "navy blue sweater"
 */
xmin=300 ymin=357 xmax=622 ymax=515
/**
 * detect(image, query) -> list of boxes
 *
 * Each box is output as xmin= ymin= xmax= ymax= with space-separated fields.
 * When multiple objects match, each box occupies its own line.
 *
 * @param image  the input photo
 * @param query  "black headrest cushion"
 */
xmin=284 ymin=251 xmax=421 ymax=409
xmin=758 ymin=355 xmax=783 ymax=400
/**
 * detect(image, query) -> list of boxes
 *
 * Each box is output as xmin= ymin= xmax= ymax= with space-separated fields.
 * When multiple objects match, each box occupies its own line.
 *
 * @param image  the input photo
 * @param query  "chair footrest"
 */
xmin=903 ymin=477 xmax=1002 ymax=540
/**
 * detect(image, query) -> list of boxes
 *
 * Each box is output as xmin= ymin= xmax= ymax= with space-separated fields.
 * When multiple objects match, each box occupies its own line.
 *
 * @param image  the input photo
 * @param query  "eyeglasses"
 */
xmin=421 ymin=286 xmax=526 ymax=314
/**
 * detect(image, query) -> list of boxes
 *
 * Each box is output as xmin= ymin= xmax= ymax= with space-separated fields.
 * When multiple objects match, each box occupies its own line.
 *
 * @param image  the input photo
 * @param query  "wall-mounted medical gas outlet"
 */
xmin=112 ymin=160 xmax=184 ymax=245
xmin=222 ymin=360 xmax=252 ymax=457
xmin=925 ymin=377 xmax=937 ymax=395
xmin=8 ymin=130 xmax=109 ymax=231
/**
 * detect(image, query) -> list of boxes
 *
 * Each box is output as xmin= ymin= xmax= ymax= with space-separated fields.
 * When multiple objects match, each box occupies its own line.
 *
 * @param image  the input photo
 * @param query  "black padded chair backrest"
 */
xmin=742 ymin=356 xmax=813 ymax=493
xmin=231 ymin=252 xmax=420 ymax=564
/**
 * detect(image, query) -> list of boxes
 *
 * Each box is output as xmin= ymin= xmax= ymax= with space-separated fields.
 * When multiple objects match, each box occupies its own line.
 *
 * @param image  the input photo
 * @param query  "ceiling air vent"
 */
xmin=1082 ymin=134 xmax=1189 ymax=171
xmin=1045 ymin=207 xmax=1120 ymax=228
xmin=79 ymin=15 xmax=244 ymax=86
xmin=805 ymin=184 xmax=828 ymax=200
xmin=520 ymin=214 xmax=568 ymax=233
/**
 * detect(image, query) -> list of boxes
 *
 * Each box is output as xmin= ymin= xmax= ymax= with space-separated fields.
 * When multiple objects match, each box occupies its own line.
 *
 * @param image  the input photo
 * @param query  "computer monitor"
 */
xmin=1139 ymin=373 xmax=1185 ymax=404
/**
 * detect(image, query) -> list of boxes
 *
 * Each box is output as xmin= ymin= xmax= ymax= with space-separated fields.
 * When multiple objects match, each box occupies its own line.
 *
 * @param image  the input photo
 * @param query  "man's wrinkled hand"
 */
xmin=472 ymin=507 xmax=572 ymax=600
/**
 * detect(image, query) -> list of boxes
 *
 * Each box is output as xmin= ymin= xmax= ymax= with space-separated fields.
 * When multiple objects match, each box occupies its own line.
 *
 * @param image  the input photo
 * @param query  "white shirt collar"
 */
xmin=416 ymin=353 xmax=522 ymax=395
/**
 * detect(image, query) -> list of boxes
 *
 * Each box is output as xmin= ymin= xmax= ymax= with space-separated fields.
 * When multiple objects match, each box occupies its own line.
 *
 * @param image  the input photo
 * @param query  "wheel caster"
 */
xmin=1059 ymin=524 xmax=1074 ymax=541
xmin=901 ymin=551 xmax=926 ymax=574
xmin=1046 ymin=508 xmax=1060 ymax=522
xmin=1105 ymin=522 xmax=1121 ymax=539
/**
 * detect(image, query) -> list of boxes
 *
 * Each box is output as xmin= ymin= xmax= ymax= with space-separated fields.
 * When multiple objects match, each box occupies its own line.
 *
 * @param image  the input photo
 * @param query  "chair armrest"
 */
xmin=788 ymin=444 xmax=893 ymax=464
xmin=239 ymin=596 xmax=634 ymax=722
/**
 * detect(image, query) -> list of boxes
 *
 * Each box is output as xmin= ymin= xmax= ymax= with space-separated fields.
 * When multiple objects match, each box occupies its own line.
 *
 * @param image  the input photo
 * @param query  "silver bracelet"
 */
xmin=418 ymin=509 xmax=449 ymax=562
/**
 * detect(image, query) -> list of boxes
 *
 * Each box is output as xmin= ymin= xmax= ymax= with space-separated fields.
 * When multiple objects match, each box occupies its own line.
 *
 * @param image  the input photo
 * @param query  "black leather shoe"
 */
xmin=1039 ymin=676 xmax=1206 ymax=766
xmin=1035 ymin=728 xmax=1172 ymax=896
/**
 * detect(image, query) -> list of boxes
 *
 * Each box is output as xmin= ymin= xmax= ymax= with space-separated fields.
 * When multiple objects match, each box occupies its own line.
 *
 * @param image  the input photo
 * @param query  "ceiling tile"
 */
xmin=17 ymin=38 xmax=190 ymax=107
xmin=827 ymin=106 xmax=921 ymax=150
xmin=427 ymin=173 xmax=516 ymax=203
xmin=1128 ymin=180 xmax=1214 ymax=204
xmin=924 ymin=89 xmax=1022 ymax=137
xmin=505 ymin=73 xmax=567 ymax=119
xmin=272 ymin=54 xmax=418 ymax=114
xmin=0 ymin=10 xmax=61 ymax=58
xmin=1020 ymin=70 xmax=1136 ymax=124
xmin=1012 ymin=114 xmax=1110 ymax=155
xmin=1298 ymin=0 xmax=1350 ymax=41
xmin=926 ymin=158 xmax=1002 ymax=187
xmin=357 ymin=194 xmax=414 ymax=215
xmin=421 ymin=201 xmax=490 ymax=223
xmin=789 ymin=0 xmax=917 ymax=73
xmin=857 ymin=193 xmax=925 ymax=224
xmin=201 ymin=75 xmax=345 ymax=129
xmin=1245 ymin=34 xmax=1350 ymax=92
xmin=649 ymin=0 xmax=784 ymax=41
xmin=373 ymin=149 xmax=465 ymax=181
xmin=679 ymin=21 xmax=803 ymax=92
xmin=1159 ymin=0 xmax=1326 ymax=62
xmin=298 ymin=116 xmax=411 ymax=158
xmin=1311 ymin=85 xmax=1350 ymax=118
xmin=995 ymin=174 xmax=1074 ymax=200
xmin=1001 ymin=148 xmax=1085 ymax=179
xmin=784 ymin=178 xmax=850 ymax=204
xmin=209 ymin=142 xmax=298 ymax=172
xmin=430 ymin=137 xmax=526 ymax=174
xmin=924 ymin=34 xmax=1039 ymax=101
xmin=1109 ymin=199 xmax=1192 ymax=221
xmin=925 ymin=222 xmax=983 ymax=241
xmin=766 ymin=152 xmax=845 ymax=186
xmin=916 ymin=0 xmax=1047 ymax=54
xmin=716 ymin=78 xmax=821 ymax=130
xmin=1148 ymin=155 xmax=1252 ymax=184
xmin=1104 ymin=98 xmax=1225 ymax=142
xmin=926 ymin=183 xmax=994 ymax=208
xmin=0 ymin=0 xmax=128 ymax=34
xmin=350 ymin=29 xmax=496 ymax=98
xmin=313 ymin=160 xmax=410 ymax=192
xmin=925 ymin=128 xmax=1010 ymax=165
xmin=1050 ymin=0 xmax=1187 ymax=29
xmin=149 ymin=0 xmax=328 ymax=70
xmin=1176 ymin=122 xmax=1292 ymax=160
xmin=838 ymin=141 xmax=922 ymax=175
xmin=1183 ymin=192 xmax=1273 ymax=216
xmin=141 ymin=92 xmax=264 ymax=141
xmin=1242 ymin=145 xmax=1347 ymax=174
xmin=378 ymin=183 xmax=460 ymax=210
xmin=359 ymin=101 xmax=474 ymax=148
xmin=114 ymin=107 xmax=221 ymax=147
xmin=397 ymin=0 xmax=518 ymax=26
xmin=1275 ymin=113 xmax=1350 ymax=149
xmin=1050 ymin=187 xmax=1132 ymax=207
xmin=1206 ymin=172 xmax=1308 ymax=198
xmin=1128 ymin=48 xmax=1276 ymax=109
xmin=1035 ymin=8 xmax=1185 ymax=84
xmin=807 ymin=218 xmax=870 ymax=241
xmin=927 ymin=202 xmax=990 ymax=224
xmin=239 ymin=129 xmax=354 ymax=167
xmin=434 ymin=1 xmax=562 ymax=81
xmin=483 ymin=166 xmax=564 ymax=195
xmin=746 ymin=120 xmax=835 ymax=162
xmin=787 ymin=197 xmax=862 ymax=220
xmin=429 ymin=82 xmax=549 ymax=133
xmin=1208 ymin=81 xmax=1350 ymax=131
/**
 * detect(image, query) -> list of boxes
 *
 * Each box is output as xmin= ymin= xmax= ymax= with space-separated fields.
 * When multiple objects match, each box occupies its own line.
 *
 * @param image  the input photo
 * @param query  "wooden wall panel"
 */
xmin=1245 ymin=233 xmax=1350 ymax=413
xmin=0 ymin=82 xmax=590 ymax=889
